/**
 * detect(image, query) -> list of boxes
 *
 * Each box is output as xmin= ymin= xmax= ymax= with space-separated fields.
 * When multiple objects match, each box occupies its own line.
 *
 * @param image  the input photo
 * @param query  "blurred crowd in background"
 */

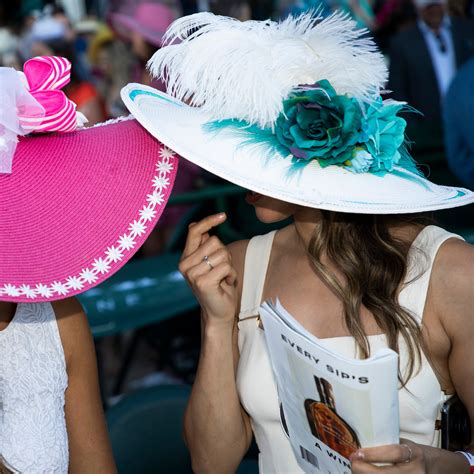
xmin=1 ymin=0 xmax=473 ymax=396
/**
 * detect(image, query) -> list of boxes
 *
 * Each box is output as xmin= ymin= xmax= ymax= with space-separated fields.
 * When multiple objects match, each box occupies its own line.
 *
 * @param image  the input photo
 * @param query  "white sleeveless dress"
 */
xmin=236 ymin=225 xmax=461 ymax=473
xmin=0 ymin=303 xmax=69 ymax=473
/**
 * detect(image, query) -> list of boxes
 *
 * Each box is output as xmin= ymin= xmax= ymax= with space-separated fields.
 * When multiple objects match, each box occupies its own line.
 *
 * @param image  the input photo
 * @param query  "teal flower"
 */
xmin=275 ymin=80 xmax=363 ymax=167
xmin=344 ymin=147 xmax=374 ymax=173
xmin=361 ymin=98 xmax=407 ymax=173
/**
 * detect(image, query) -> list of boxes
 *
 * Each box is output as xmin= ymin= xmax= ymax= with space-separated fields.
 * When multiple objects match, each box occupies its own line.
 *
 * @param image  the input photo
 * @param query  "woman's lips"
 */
xmin=245 ymin=191 xmax=263 ymax=204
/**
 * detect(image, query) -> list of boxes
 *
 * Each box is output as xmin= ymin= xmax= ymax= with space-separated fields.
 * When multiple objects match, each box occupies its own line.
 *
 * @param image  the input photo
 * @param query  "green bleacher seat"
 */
xmin=78 ymin=252 xmax=198 ymax=338
xmin=106 ymin=385 xmax=192 ymax=474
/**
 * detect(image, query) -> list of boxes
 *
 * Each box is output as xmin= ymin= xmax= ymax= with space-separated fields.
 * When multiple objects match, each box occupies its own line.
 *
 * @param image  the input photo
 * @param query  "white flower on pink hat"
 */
xmin=106 ymin=246 xmax=124 ymax=263
xmin=153 ymin=175 xmax=170 ymax=189
xmin=3 ymin=284 xmax=20 ymax=297
xmin=19 ymin=284 xmax=35 ymax=298
xmin=147 ymin=190 xmax=165 ymax=206
xmin=118 ymin=234 xmax=136 ymax=251
xmin=139 ymin=206 xmax=157 ymax=222
xmin=66 ymin=276 xmax=84 ymax=291
xmin=51 ymin=281 xmax=68 ymax=296
xmin=129 ymin=220 xmax=147 ymax=237
xmin=35 ymin=284 xmax=53 ymax=298
xmin=80 ymin=269 xmax=98 ymax=284
xmin=92 ymin=258 xmax=111 ymax=275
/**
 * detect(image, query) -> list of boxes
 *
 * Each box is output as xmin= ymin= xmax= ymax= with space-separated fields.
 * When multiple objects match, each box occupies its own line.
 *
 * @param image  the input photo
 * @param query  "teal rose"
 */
xmin=360 ymin=98 xmax=407 ymax=173
xmin=275 ymin=80 xmax=363 ymax=167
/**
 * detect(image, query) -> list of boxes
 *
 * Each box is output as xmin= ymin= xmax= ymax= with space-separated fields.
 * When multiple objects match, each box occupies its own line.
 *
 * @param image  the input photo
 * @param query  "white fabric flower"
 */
xmin=66 ymin=276 xmax=84 ymax=290
xmin=35 ymin=283 xmax=53 ymax=298
xmin=106 ymin=246 xmax=124 ymax=263
xmin=92 ymin=258 xmax=111 ymax=274
xmin=139 ymin=207 xmax=157 ymax=222
xmin=129 ymin=220 xmax=147 ymax=237
xmin=80 ymin=268 xmax=98 ymax=284
xmin=153 ymin=176 xmax=170 ymax=189
xmin=118 ymin=234 xmax=136 ymax=251
xmin=19 ymin=284 xmax=35 ymax=298
xmin=146 ymin=191 xmax=165 ymax=206
xmin=3 ymin=284 xmax=20 ymax=297
xmin=159 ymin=147 xmax=175 ymax=161
xmin=51 ymin=281 xmax=68 ymax=296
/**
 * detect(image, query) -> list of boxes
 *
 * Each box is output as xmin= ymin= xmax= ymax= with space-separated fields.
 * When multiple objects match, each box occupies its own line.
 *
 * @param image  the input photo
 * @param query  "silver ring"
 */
xmin=402 ymin=444 xmax=413 ymax=463
xmin=203 ymin=255 xmax=214 ymax=270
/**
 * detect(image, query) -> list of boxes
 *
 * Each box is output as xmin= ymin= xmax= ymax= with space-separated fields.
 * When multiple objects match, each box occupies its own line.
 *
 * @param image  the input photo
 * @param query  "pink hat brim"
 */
xmin=0 ymin=118 xmax=179 ymax=302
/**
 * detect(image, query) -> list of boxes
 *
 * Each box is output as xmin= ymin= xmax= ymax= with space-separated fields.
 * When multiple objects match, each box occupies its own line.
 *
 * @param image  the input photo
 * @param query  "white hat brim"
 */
xmin=122 ymin=84 xmax=474 ymax=215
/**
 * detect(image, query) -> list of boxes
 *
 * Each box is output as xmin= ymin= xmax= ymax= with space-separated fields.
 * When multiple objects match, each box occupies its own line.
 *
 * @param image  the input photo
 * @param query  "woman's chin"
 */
xmin=244 ymin=190 xmax=296 ymax=223
xmin=245 ymin=191 xmax=264 ymax=205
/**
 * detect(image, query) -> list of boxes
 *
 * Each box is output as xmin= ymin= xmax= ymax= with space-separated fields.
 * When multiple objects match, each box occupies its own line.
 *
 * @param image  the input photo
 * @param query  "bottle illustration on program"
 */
xmin=305 ymin=376 xmax=361 ymax=459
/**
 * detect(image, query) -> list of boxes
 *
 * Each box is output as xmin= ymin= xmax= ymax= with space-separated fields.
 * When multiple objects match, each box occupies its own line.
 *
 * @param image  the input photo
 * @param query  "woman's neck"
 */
xmin=292 ymin=207 xmax=324 ymax=249
xmin=291 ymin=208 xmax=425 ymax=255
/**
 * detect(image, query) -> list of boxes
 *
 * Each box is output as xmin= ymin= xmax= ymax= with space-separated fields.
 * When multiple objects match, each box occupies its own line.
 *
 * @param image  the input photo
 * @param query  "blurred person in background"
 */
xmin=444 ymin=56 xmax=474 ymax=189
xmin=13 ymin=3 xmax=106 ymax=125
xmin=373 ymin=0 xmax=417 ymax=52
xmin=210 ymin=0 xmax=252 ymax=19
xmin=0 ymin=28 xmax=21 ymax=69
xmin=108 ymin=0 xmax=180 ymax=89
xmin=109 ymin=0 xmax=202 ymax=255
xmin=338 ymin=0 xmax=376 ymax=30
xmin=278 ymin=0 xmax=334 ymax=17
xmin=388 ymin=0 xmax=474 ymax=158
xmin=31 ymin=38 xmax=107 ymax=125
xmin=448 ymin=0 xmax=474 ymax=16
xmin=278 ymin=0 xmax=375 ymax=30
xmin=88 ymin=24 xmax=134 ymax=117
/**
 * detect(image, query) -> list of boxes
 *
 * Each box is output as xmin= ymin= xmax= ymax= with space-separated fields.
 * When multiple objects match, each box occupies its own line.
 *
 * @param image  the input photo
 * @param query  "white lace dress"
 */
xmin=0 ymin=303 xmax=69 ymax=473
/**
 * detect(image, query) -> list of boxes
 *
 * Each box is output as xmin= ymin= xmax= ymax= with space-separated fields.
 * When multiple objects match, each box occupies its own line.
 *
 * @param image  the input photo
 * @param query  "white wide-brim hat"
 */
xmin=122 ymin=84 xmax=472 ymax=214
xmin=122 ymin=12 xmax=474 ymax=215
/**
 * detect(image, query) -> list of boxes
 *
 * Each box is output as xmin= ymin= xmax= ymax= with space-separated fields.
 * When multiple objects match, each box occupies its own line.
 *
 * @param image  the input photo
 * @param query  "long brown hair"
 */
xmin=307 ymin=211 xmax=432 ymax=385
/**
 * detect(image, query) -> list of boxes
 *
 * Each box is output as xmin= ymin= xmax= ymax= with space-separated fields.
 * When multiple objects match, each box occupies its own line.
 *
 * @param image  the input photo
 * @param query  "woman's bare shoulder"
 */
xmin=430 ymin=237 xmax=474 ymax=330
xmin=52 ymin=297 xmax=92 ymax=368
xmin=433 ymin=236 xmax=474 ymax=282
xmin=227 ymin=239 xmax=250 ymax=267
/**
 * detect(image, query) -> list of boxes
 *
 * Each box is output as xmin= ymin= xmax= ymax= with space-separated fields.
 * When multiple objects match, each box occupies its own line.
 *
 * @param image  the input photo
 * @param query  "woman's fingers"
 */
xmin=180 ymin=236 xmax=230 ymax=275
xmin=194 ymin=262 xmax=236 ymax=291
xmin=186 ymin=248 xmax=233 ymax=284
xmin=351 ymin=443 xmax=413 ymax=465
xmin=350 ymin=441 xmax=425 ymax=473
xmin=181 ymin=213 xmax=226 ymax=259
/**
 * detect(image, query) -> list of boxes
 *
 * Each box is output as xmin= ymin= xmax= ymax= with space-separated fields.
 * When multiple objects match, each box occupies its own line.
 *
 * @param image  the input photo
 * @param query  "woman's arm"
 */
xmin=180 ymin=214 xmax=253 ymax=473
xmin=53 ymin=298 xmax=117 ymax=474
xmin=351 ymin=239 xmax=474 ymax=473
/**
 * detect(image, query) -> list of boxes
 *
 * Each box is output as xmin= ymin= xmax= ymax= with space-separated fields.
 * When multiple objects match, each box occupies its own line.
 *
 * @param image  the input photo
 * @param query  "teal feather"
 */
xmin=203 ymin=119 xmax=289 ymax=168
xmin=203 ymin=117 xmax=428 ymax=183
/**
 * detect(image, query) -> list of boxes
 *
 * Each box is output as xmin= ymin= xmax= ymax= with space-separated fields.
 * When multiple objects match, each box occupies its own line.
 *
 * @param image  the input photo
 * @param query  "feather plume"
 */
xmin=148 ymin=11 xmax=388 ymax=129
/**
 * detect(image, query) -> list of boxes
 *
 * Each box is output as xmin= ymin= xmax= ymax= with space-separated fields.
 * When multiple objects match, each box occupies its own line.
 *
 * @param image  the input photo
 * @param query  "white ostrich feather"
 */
xmin=148 ymin=11 xmax=388 ymax=129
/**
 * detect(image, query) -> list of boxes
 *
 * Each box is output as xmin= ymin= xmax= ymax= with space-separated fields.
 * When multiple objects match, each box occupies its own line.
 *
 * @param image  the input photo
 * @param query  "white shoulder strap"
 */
xmin=400 ymin=225 xmax=463 ymax=322
xmin=239 ymin=231 xmax=276 ymax=319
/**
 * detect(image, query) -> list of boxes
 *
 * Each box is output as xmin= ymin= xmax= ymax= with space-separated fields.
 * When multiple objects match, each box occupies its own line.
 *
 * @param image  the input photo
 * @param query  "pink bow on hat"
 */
xmin=19 ymin=56 xmax=78 ymax=133
xmin=0 ymin=56 xmax=83 ymax=174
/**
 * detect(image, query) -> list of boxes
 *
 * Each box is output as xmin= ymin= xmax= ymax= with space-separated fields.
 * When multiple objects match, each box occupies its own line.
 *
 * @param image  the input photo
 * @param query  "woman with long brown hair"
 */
xmin=122 ymin=10 xmax=474 ymax=472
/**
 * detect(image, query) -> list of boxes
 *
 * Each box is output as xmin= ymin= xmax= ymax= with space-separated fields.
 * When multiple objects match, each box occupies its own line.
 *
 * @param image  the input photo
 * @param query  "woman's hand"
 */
xmin=350 ymin=440 xmax=428 ymax=473
xmin=179 ymin=213 xmax=239 ymax=326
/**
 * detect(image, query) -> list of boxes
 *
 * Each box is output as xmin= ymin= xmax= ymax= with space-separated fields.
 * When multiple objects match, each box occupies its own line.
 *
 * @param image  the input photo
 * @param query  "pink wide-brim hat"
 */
xmin=109 ymin=2 xmax=176 ymax=46
xmin=0 ymin=118 xmax=179 ymax=302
